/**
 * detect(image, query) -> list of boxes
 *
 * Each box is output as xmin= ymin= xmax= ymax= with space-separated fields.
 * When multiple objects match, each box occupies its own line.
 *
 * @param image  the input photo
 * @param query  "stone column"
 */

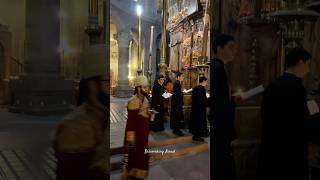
xmin=113 ymin=31 xmax=132 ymax=97
xmin=9 ymin=0 xmax=73 ymax=115
xmin=0 ymin=23 xmax=12 ymax=106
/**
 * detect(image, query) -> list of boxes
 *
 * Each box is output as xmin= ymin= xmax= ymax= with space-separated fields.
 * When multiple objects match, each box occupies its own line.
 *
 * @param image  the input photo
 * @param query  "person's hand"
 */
xmin=233 ymin=95 xmax=243 ymax=104
xmin=230 ymin=139 xmax=240 ymax=147
xmin=150 ymin=113 xmax=155 ymax=121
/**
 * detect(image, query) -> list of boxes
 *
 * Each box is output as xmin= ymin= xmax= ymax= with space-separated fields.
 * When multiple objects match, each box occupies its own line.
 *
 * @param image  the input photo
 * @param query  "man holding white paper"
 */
xmin=259 ymin=47 xmax=314 ymax=180
xmin=150 ymin=75 xmax=166 ymax=132
xmin=190 ymin=77 xmax=209 ymax=142
xmin=170 ymin=72 xmax=185 ymax=136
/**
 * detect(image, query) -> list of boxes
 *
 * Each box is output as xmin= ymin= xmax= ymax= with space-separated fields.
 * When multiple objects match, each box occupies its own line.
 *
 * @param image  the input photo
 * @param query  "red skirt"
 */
xmin=123 ymin=109 xmax=150 ymax=179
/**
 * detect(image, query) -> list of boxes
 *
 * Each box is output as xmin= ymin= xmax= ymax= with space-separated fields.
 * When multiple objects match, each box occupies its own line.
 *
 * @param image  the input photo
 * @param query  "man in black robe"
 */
xmin=190 ymin=76 xmax=209 ymax=142
xmin=170 ymin=72 xmax=185 ymax=136
xmin=210 ymin=34 xmax=237 ymax=180
xmin=150 ymin=75 xmax=165 ymax=132
xmin=259 ymin=47 xmax=313 ymax=180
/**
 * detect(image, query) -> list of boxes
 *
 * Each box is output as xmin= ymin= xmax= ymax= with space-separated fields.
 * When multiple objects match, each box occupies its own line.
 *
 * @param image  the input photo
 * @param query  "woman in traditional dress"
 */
xmin=123 ymin=76 xmax=152 ymax=180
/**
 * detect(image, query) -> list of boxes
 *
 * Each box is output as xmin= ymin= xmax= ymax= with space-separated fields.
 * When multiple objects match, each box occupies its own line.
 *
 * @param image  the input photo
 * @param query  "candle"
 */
xmin=148 ymin=26 xmax=154 ymax=71
xmin=149 ymin=26 xmax=154 ymax=55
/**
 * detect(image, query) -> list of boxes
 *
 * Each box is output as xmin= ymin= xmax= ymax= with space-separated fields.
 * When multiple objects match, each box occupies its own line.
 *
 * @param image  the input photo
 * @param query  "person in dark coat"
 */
xmin=259 ymin=47 xmax=313 ymax=180
xmin=190 ymin=76 xmax=209 ymax=142
xmin=170 ymin=72 xmax=185 ymax=136
xmin=150 ymin=75 xmax=166 ymax=132
xmin=210 ymin=34 xmax=237 ymax=180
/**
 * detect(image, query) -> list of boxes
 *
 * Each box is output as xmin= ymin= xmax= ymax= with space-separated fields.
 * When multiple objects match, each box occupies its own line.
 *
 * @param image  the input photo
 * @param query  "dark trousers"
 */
xmin=170 ymin=107 xmax=184 ymax=131
xmin=150 ymin=106 xmax=164 ymax=131
xmin=212 ymin=138 xmax=236 ymax=180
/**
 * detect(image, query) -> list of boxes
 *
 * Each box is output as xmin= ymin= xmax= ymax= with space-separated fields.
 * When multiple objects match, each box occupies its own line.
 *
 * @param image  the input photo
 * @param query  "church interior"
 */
xmin=0 ymin=0 xmax=319 ymax=179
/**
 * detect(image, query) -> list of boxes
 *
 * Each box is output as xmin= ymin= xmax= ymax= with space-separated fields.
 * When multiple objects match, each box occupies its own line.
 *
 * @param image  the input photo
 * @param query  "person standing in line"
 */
xmin=170 ymin=72 xmax=185 ymax=136
xmin=210 ymin=34 xmax=237 ymax=180
xmin=190 ymin=76 xmax=209 ymax=142
xmin=150 ymin=75 xmax=166 ymax=132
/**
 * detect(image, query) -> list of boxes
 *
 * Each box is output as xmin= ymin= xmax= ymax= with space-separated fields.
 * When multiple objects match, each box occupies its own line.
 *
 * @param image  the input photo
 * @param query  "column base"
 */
xmin=113 ymin=85 xmax=133 ymax=98
xmin=8 ymin=74 xmax=74 ymax=115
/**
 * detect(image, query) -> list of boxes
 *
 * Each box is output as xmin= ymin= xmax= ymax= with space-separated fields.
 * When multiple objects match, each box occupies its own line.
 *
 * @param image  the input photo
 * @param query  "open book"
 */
xmin=162 ymin=92 xmax=172 ymax=99
xmin=234 ymin=85 xmax=264 ymax=101
xmin=307 ymin=100 xmax=319 ymax=115
xmin=183 ymin=88 xmax=193 ymax=93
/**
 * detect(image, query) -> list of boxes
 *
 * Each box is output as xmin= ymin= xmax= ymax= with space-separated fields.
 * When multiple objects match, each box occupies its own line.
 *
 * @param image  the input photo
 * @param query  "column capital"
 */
xmin=114 ymin=31 xmax=131 ymax=48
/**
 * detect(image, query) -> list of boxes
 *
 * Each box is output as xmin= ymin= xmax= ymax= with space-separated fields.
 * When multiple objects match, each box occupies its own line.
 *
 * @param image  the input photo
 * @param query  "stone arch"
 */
xmin=110 ymin=4 xmax=129 ymax=33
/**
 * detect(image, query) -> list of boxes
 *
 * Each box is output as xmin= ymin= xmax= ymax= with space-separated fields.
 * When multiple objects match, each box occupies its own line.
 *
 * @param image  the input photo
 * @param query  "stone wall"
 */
xmin=0 ymin=0 xmax=25 ymax=65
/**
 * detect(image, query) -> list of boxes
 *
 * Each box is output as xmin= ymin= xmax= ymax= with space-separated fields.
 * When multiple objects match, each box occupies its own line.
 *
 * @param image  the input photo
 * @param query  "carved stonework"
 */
xmin=158 ymin=63 xmax=168 ymax=76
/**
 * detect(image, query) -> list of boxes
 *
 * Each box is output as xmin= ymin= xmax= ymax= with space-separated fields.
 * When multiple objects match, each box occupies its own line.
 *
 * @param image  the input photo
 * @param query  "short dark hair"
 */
xmin=199 ymin=76 xmax=208 ymax=83
xmin=176 ymin=72 xmax=183 ymax=78
xmin=77 ymin=76 xmax=101 ymax=106
xmin=212 ymin=34 xmax=235 ymax=54
xmin=285 ymin=47 xmax=312 ymax=68
xmin=157 ymin=75 xmax=165 ymax=80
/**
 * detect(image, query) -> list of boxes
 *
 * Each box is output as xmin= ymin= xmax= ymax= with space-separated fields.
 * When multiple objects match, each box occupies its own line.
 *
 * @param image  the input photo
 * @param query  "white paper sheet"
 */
xmin=307 ymin=100 xmax=319 ymax=115
xmin=183 ymin=88 xmax=193 ymax=93
xmin=240 ymin=85 xmax=264 ymax=100
xmin=149 ymin=109 xmax=160 ymax=114
xmin=162 ymin=92 xmax=172 ymax=99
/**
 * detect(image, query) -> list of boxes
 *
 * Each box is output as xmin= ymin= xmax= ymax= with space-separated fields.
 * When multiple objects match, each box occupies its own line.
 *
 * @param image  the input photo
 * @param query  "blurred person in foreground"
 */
xmin=53 ymin=56 xmax=109 ymax=180
xmin=259 ymin=47 xmax=314 ymax=180
xmin=123 ymin=76 xmax=154 ymax=180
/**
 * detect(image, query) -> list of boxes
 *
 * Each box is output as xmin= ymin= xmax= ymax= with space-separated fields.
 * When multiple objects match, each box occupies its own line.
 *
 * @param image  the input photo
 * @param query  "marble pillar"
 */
xmin=9 ymin=0 xmax=73 ymax=115
xmin=113 ymin=31 xmax=132 ymax=97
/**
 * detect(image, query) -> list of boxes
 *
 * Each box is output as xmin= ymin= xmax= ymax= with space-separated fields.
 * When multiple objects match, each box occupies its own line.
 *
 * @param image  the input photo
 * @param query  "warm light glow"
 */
xmin=136 ymin=4 xmax=142 ymax=17
xmin=128 ymin=75 xmax=134 ymax=80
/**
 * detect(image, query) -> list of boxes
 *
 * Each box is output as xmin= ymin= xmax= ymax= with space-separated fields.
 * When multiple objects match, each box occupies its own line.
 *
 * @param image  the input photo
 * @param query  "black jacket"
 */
xmin=151 ymin=82 xmax=165 ymax=110
xmin=259 ymin=73 xmax=311 ymax=180
xmin=210 ymin=58 xmax=236 ymax=142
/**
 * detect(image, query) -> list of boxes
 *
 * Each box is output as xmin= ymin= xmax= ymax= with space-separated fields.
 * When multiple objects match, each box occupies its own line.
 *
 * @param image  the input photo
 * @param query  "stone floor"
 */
xmin=110 ymin=96 xmax=210 ymax=180
xmin=0 ymin=97 xmax=211 ymax=180
xmin=111 ymin=151 xmax=210 ymax=180
xmin=0 ymin=111 xmax=61 ymax=180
